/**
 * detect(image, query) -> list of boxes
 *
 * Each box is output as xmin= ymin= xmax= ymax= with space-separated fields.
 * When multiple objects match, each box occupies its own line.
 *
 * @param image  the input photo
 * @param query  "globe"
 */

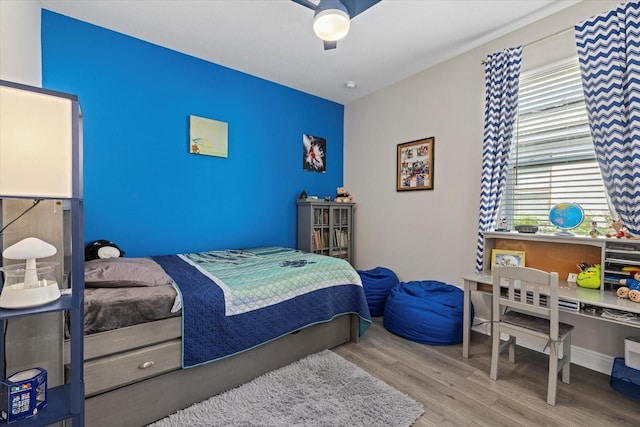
xmin=549 ymin=202 xmax=584 ymax=235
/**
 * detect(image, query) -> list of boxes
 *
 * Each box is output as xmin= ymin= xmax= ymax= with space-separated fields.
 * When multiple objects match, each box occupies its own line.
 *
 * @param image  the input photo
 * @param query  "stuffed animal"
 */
xmin=84 ymin=239 xmax=125 ymax=261
xmin=606 ymin=219 xmax=627 ymax=238
xmin=618 ymin=271 xmax=640 ymax=302
xmin=335 ymin=187 xmax=353 ymax=203
xmin=576 ymin=264 xmax=601 ymax=289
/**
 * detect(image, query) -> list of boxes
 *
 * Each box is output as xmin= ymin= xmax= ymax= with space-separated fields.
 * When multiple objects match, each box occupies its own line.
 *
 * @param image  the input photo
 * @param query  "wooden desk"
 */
xmin=462 ymin=271 xmax=640 ymax=358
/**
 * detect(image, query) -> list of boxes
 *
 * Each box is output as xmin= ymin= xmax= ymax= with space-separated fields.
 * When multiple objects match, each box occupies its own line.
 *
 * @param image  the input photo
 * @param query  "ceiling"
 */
xmin=39 ymin=0 xmax=582 ymax=105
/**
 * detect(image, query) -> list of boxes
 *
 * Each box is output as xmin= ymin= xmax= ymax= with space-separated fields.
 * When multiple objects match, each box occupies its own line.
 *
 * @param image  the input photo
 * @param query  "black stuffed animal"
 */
xmin=84 ymin=239 xmax=125 ymax=261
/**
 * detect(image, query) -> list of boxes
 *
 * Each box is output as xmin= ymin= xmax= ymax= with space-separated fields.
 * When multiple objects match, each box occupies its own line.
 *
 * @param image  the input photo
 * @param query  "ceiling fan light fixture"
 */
xmin=313 ymin=1 xmax=350 ymax=42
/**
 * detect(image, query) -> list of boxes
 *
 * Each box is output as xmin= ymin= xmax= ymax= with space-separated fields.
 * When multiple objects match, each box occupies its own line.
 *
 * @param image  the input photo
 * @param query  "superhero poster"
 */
xmin=302 ymin=134 xmax=326 ymax=173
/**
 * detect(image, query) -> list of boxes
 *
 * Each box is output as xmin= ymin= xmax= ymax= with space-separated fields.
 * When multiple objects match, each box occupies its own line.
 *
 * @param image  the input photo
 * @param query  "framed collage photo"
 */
xmin=397 ymin=137 xmax=434 ymax=191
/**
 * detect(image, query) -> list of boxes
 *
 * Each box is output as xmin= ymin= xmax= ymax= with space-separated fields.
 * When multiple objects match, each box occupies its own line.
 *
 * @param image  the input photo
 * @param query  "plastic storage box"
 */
xmin=610 ymin=357 xmax=640 ymax=401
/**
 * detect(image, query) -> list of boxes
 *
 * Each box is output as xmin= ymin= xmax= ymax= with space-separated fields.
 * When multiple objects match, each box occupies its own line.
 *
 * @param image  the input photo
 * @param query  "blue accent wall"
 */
xmin=41 ymin=10 xmax=344 ymax=257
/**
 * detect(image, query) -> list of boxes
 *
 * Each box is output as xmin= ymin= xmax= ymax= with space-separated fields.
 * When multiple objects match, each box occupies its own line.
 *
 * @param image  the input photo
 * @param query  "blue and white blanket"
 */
xmin=153 ymin=247 xmax=371 ymax=368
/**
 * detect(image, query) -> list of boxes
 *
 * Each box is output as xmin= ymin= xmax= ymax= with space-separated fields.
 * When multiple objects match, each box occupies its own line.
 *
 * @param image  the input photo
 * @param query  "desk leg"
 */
xmin=463 ymin=278 xmax=471 ymax=358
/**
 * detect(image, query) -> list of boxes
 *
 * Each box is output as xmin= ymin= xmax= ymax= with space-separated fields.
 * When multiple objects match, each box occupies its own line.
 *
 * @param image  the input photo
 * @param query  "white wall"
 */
xmin=0 ymin=0 xmax=42 ymax=86
xmin=344 ymin=0 xmax=635 ymax=372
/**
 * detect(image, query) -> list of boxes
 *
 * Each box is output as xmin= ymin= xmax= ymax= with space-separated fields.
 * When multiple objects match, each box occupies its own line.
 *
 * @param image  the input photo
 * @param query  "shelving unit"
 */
xmin=484 ymin=231 xmax=640 ymax=294
xmin=482 ymin=231 xmax=640 ymax=328
xmin=602 ymin=240 xmax=640 ymax=287
xmin=0 ymin=81 xmax=84 ymax=425
xmin=483 ymin=231 xmax=603 ymax=283
xmin=297 ymin=201 xmax=354 ymax=264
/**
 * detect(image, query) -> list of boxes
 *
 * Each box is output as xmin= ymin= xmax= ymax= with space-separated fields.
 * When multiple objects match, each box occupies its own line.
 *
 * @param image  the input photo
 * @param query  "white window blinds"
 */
xmin=500 ymin=59 xmax=612 ymax=234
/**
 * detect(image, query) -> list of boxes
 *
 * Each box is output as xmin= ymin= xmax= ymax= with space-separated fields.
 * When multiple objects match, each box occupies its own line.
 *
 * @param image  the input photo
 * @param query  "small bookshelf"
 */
xmin=297 ymin=201 xmax=354 ymax=264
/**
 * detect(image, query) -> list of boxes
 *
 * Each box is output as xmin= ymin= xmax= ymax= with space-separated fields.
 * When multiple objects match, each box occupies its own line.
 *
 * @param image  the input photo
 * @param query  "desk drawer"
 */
xmin=81 ymin=339 xmax=181 ymax=396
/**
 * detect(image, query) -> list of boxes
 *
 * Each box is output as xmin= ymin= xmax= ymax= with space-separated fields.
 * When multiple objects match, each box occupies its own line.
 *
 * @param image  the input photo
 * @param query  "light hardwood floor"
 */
xmin=333 ymin=317 xmax=640 ymax=427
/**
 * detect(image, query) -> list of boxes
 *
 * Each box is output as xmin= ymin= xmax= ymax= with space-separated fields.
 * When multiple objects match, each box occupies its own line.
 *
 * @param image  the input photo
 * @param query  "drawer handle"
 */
xmin=138 ymin=361 xmax=155 ymax=369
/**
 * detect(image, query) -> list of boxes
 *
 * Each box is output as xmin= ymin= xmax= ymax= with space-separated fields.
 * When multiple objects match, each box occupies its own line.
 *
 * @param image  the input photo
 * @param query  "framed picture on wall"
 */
xmin=303 ymin=134 xmax=326 ymax=173
xmin=189 ymin=115 xmax=228 ymax=158
xmin=397 ymin=137 xmax=434 ymax=191
xmin=491 ymin=249 xmax=526 ymax=271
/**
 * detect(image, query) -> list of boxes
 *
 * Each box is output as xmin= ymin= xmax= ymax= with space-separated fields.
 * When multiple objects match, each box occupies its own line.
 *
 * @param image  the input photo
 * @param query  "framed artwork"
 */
xmin=189 ymin=115 xmax=228 ymax=158
xmin=491 ymin=249 xmax=526 ymax=271
xmin=303 ymin=134 xmax=326 ymax=172
xmin=397 ymin=137 xmax=434 ymax=191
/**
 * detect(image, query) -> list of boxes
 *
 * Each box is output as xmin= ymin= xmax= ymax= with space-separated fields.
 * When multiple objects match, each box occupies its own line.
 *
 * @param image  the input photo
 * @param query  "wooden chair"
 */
xmin=489 ymin=265 xmax=574 ymax=406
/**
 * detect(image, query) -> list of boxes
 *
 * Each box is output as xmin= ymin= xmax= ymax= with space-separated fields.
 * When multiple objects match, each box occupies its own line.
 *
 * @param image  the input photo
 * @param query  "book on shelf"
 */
xmin=333 ymin=211 xmax=349 ymax=225
xmin=313 ymin=208 xmax=330 ymax=226
xmin=341 ymin=230 xmax=349 ymax=246
xmin=559 ymin=300 xmax=581 ymax=311
xmin=313 ymin=230 xmax=321 ymax=249
xmin=312 ymin=229 xmax=333 ymax=249
xmin=332 ymin=229 xmax=350 ymax=248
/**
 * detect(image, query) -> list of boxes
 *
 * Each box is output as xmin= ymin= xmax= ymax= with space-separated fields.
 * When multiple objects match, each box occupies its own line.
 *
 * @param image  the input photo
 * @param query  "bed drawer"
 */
xmin=81 ymin=338 xmax=181 ymax=397
xmin=64 ymin=316 xmax=182 ymax=363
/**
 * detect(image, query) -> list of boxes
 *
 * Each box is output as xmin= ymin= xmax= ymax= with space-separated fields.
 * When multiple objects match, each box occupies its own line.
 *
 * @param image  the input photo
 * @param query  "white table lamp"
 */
xmin=0 ymin=237 xmax=61 ymax=308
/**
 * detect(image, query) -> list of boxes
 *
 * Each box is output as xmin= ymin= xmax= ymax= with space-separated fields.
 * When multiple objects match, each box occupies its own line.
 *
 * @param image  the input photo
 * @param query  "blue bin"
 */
xmin=611 ymin=357 xmax=640 ymax=401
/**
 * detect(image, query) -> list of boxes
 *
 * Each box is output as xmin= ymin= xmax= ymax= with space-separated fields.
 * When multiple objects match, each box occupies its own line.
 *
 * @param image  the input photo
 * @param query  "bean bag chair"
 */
xmin=383 ymin=280 xmax=473 ymax=345
xmin=357 ymin=267 xmax=400 ymax=316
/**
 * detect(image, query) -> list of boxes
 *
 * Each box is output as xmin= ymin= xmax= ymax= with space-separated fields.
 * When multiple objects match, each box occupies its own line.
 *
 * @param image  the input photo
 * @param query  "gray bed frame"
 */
xmin=65 ymin=313 xmax=360 ymax=426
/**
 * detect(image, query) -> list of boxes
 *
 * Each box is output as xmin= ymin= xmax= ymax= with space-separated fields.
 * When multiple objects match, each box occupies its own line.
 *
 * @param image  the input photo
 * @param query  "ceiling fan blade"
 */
xmin=341 ymin=0 xmax=382 ymax=18
xmin=292 ymin=0 xmax=382 ymax=18
xmin=291 ymin=0 xmax=318 ymax=11
xmin=323 ymin=40 xmax=337 ymax=50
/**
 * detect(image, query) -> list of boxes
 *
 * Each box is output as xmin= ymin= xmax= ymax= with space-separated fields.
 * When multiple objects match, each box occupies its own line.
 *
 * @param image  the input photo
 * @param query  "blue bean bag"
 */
xmin=383 ymin=280 xmax=473 ymax=345
xmin=357 ymin=267 xmax=399 ymax=316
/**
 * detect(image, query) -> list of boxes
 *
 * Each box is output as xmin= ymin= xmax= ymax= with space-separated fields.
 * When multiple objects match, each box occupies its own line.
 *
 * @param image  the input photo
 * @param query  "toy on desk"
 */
xmin=606 ymin=219 xmax=627 ymax=238
xmin=604 ymin=218 xmax=640 ymax=239
xmin=495 ymin=217 xmax=510 ymax=232
xmin=618 ymin=271 xmax=640 ymax=302
xmin=576 ymin=263 xmax=601 ymax=289
xmin=589 ymin=221 xmax=600 ymax=238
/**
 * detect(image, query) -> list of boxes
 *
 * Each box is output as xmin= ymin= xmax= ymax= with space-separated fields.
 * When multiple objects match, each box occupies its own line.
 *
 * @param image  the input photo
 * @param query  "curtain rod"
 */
xmin=481 ymin=26 xmax=574 ymax=65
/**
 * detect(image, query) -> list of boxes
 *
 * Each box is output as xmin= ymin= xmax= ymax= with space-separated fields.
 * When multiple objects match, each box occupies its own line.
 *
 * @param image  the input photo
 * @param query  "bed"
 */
xmin=64 ymin=246 xmax=371 ymax=427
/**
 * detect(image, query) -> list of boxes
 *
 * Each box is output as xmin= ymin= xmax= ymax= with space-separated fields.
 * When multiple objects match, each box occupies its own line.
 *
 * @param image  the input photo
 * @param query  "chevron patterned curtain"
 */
xmin=475 ymin=47 xmax=522 ymax=272
xmin=575 ymin=2 xmax=640 ymax=236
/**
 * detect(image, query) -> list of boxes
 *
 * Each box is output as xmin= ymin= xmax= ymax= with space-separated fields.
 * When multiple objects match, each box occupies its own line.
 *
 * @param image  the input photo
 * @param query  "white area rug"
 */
xmin=148 ymin=350 xmax=424 ymax=427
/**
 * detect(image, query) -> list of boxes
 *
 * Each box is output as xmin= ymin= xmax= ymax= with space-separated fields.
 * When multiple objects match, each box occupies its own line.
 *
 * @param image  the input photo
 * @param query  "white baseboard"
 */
xmin=472 ymin=316 xmax=613 ymax=375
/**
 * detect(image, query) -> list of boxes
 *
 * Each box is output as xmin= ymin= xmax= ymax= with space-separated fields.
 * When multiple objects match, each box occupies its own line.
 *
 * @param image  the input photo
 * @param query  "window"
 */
xmin=499 ymin=58 xmax=612 ymax=234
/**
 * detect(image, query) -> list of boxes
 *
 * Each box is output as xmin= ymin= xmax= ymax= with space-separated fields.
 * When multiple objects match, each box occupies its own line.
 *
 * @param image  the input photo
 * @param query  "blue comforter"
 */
xmin=153 ymin=247 xmax=371 ymax=368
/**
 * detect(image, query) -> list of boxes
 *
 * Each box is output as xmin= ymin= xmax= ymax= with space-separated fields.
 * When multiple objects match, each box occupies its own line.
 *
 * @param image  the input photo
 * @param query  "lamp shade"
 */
xmin=313 ymin=0 xmax=350 ymax=42
xmin=0 ymin=85 xmax=74 ymax=198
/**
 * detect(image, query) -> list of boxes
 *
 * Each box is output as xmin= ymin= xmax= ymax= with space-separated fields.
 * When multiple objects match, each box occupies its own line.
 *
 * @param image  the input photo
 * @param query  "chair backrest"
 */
xmin=492 ymin=265 xmax=560 ymax=339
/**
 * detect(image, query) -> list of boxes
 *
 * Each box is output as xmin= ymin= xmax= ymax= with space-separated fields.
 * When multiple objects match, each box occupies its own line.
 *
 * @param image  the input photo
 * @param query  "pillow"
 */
xmin=85 ymin=258 xmax=173 ymax=288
